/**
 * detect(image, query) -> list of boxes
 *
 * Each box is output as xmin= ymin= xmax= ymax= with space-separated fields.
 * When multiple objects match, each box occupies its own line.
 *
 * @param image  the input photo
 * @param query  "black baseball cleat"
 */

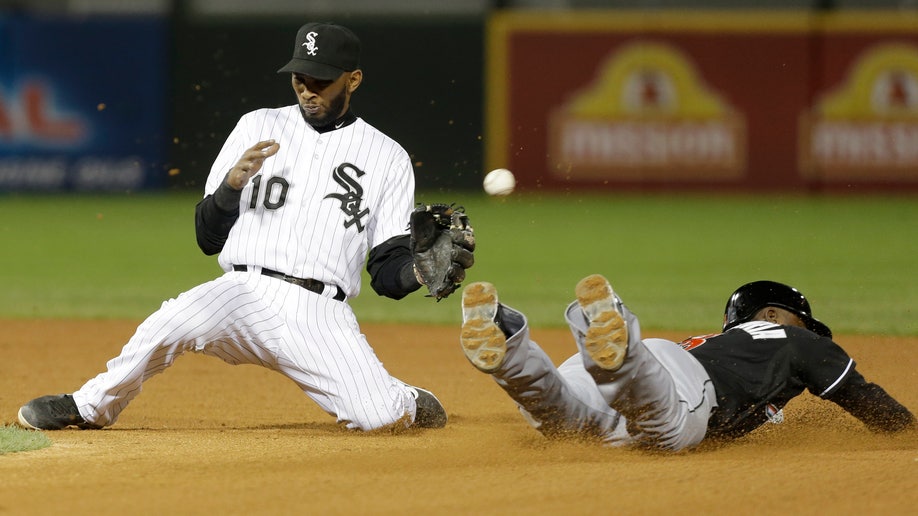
xmin=408 ymin=386 xmax=448 ymax=428
xmin=460 ymin=282 xmax=507 ymax=373
xmin=17 ymin=394 xmax=101 ymax=430
xmin=575 ymin=274 xmax=629 ymax=372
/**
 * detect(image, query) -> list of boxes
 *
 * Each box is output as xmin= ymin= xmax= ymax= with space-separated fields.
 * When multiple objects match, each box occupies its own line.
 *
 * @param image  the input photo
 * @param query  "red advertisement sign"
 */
xmin=486 ymin=11 xmax=918 ymax=191
xmin=800 ymin=43 xmax=918 ymax=181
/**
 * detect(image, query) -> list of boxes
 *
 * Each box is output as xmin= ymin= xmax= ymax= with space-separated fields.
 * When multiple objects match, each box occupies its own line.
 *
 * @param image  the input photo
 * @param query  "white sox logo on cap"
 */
xmin=278 ymin=22 xmax=361 ymax=81
xmin=303 ymin=31 xmax=318 ymax=56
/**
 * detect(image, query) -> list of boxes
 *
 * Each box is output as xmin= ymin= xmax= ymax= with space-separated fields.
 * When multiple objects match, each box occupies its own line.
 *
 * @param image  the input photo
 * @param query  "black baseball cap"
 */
xmin=277 ymin=23 xmax=360 ymax=80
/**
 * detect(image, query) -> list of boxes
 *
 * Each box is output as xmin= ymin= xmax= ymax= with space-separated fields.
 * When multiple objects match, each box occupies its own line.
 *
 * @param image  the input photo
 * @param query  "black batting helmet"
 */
xmin=722 ymin=280 xmax=832 ymax=338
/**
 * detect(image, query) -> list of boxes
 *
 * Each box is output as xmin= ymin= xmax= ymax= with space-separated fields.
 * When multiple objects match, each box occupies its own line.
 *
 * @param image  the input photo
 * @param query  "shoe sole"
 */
xmin=575 ymin=274 xmax=628 ymax=371
xmin=460 ymin=282 xmax=506 ymax=373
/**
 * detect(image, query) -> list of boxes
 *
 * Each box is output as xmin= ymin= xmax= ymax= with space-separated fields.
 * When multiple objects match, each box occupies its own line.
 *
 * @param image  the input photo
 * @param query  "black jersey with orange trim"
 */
xmin=682 ymin=321 xmax=856 ymax=439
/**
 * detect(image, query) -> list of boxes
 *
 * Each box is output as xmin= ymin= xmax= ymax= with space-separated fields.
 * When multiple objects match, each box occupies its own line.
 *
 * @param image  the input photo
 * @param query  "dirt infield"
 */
xmin=1 ymin=319 xmax=915 ymax=514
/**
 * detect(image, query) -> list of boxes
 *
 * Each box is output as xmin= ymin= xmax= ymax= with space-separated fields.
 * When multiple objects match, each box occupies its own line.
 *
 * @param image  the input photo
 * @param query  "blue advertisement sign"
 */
xmin=0 ymin=15 xmax=169 ymax=191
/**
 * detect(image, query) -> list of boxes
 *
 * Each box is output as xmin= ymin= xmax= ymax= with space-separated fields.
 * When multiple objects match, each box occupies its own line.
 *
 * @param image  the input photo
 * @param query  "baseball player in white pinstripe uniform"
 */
xmin=18 ymin=22 xmax=466 ymax=432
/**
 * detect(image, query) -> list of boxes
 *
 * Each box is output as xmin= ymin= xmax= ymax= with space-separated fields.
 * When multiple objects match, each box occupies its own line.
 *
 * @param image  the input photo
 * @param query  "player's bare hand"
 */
xmin=226 ymin=140 xmax=281 ymax=190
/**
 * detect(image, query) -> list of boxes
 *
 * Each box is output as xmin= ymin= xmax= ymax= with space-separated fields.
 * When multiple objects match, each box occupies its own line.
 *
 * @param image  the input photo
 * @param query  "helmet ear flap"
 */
xmin=723 ymin=288 xmax=758 ymax=332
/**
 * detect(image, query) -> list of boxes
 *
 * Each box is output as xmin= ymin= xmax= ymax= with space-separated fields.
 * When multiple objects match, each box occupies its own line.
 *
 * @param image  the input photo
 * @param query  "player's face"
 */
xmin=292 ymin=71 xmax=361 ymax=126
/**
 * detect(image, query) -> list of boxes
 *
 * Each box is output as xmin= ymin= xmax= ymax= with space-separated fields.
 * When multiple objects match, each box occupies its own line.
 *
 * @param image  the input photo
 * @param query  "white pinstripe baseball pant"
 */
xmin=72 ymin=269 xmax=417 ymax=430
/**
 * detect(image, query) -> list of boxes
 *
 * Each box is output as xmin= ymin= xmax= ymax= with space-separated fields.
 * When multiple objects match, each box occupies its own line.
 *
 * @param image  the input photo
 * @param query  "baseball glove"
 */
xmin=409 ymin=203 xmax=475 ymax=300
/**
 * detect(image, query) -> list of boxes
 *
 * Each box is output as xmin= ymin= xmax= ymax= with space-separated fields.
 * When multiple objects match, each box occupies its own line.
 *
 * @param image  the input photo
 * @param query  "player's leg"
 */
xmin=257 ymin=278 xmax=440 ymax=431
xmin=570 ymin=274 xmax=715 ymax=451
xmin=460 ymin=282 xmax=630 ymax=443
xmin=19 ymin=273 xmax=269 ymax=430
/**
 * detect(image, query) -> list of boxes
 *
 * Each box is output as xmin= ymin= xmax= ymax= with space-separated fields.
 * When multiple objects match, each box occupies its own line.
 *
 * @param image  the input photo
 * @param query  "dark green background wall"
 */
xmin=167 ymin=17 xmax=485 ymax=192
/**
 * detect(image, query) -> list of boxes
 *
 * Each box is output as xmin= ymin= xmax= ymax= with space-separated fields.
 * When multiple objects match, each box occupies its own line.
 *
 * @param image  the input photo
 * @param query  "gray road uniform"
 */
xmin=487 ymin=300 xmax=715 ymax=450
xmin=463 ymin=279 xmax=913 ymax=451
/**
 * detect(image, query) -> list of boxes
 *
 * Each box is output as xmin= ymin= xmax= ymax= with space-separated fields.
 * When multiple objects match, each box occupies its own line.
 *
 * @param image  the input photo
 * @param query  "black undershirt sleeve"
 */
xmin=824 ymin=373 xmax=916 ymax=432
xmin=195 ymin=178 xmax=242 ymax=255
xmin=367 ymin=234 xmax=422 ymax=300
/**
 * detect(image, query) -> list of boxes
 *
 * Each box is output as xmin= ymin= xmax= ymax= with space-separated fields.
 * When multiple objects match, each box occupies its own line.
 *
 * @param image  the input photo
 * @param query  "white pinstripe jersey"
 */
xmin=204 ymin=105 xmax=416 ymax=298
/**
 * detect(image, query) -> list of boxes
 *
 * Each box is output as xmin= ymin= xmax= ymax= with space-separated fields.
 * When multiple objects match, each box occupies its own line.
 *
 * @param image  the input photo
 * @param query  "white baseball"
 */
xmin=483 ymin=168 xmax=516 ymax=196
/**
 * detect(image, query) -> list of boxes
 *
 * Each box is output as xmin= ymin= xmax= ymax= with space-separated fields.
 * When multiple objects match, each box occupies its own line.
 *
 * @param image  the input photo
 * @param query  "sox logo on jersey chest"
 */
xmin=324 ymin=162 xmax=369 ymax=232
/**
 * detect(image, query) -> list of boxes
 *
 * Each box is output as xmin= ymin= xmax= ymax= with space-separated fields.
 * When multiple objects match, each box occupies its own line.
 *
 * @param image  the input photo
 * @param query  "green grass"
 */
xmin=0 ymin=193 xmax=216 ymax=318
xmin=1 ymin=191 xmax=915 ymax=335
xmin=0 ymin=425 xmax=52 ymax=455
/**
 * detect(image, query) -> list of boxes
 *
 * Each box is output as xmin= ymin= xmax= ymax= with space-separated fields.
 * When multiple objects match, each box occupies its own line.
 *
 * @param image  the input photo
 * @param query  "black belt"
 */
xmin=233 ymin=265 xmax=345 ymax=301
